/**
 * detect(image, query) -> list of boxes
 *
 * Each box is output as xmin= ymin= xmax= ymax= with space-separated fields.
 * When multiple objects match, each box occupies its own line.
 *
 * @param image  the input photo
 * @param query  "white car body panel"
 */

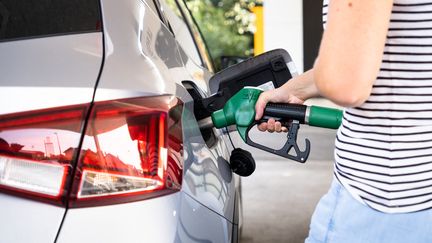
xmin=0 ymin=193 xmax=65 ymax=243
xmin=0 ymin=33 xmax=103 ymax=115
xmin=57 ymin=192 xmax=232 ymax=243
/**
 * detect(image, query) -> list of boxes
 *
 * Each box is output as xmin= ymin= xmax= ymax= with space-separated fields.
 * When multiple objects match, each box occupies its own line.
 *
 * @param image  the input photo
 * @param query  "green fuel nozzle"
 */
xmin=209 ymin=87 xmax=343 ymax=163
xmin=211 ymin=87 xmax=263 ymax=141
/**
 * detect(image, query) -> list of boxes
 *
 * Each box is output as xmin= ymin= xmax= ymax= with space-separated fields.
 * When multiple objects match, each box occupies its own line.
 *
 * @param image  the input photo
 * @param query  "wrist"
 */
xmin=284 ymin=70 xmax=319 ymax=101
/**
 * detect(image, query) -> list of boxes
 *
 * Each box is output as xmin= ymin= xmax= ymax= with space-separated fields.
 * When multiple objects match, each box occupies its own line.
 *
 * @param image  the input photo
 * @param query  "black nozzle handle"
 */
xmin=263 ymin=103 xmax=307 ymax=124
xmin=245 ymin=120 xmax=310 ymax=163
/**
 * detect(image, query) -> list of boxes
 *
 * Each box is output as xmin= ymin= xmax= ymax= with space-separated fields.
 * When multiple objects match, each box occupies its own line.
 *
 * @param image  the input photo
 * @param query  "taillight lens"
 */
xmin=0 ymin=95 xmax=183 ymax=207
xmin=69 ymin=96 xmax=183 ymax=207
xmin=0 ymin=105 xmax=88 ymax=204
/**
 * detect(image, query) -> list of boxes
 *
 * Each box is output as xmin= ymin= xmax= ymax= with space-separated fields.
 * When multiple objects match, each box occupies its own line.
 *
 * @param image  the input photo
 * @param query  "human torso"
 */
xmin=324 ymin=0 xmax=432 ymax=213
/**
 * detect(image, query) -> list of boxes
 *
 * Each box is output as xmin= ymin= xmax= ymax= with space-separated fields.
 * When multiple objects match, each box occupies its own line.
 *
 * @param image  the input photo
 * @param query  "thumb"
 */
xmin=255 ymin=92 xmax=269 ymax=120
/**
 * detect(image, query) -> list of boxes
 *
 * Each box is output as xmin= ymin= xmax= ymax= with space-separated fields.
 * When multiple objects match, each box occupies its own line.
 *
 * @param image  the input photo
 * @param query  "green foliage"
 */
xmin=185 ymin=0 xmax=262 ymax=70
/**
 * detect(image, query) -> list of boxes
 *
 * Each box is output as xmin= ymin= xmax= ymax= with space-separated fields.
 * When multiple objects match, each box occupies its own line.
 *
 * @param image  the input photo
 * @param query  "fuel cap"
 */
xmin=229 ymin=148 xmax=256 ymax=177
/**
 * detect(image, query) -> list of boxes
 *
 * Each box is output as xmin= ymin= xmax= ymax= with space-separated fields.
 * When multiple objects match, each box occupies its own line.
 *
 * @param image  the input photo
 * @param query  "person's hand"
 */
xmin=255 ymin=85 xmax=305 ymax=133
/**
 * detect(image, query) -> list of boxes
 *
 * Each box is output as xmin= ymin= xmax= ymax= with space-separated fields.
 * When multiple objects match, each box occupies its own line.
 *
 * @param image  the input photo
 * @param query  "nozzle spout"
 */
xmin=197 ymin=117 xmax=214 ymax=130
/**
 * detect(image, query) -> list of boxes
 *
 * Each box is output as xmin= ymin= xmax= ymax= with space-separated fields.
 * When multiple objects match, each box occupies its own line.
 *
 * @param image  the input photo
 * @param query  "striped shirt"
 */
xmin=323 ymin=0 xmax=432 ymax=213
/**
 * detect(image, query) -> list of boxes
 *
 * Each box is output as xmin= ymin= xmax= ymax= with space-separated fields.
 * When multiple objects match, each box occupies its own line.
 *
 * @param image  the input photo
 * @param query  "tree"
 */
xmin=185 ymin=0 xmax=262 ymax=71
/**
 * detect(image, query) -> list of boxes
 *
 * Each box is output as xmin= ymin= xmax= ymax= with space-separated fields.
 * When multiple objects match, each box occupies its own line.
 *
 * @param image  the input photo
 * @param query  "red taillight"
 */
xmin=69 ymin=96 xmax=183 ymax=207
xmin=0 ymin=96 xmax=183 ymax=207
xmin=0 ymin=105 xmax=88 ymax=204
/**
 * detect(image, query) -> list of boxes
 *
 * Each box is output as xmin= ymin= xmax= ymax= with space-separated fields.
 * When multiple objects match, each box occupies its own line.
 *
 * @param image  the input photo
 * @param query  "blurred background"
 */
xmin=185 ymin=0 xmax=323 ymax=73
xmin=185 ymin=1 xmax=339 ymax=242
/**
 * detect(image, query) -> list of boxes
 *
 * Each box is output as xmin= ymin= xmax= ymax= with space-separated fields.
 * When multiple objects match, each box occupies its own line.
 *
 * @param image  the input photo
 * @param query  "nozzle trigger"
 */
xmin=245 ymin=120 xmax=310 ymax=163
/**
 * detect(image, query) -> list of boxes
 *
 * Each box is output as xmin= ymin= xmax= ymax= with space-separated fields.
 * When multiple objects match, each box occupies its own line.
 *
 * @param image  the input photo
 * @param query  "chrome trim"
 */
xmin=305 ymin=106 xmax=311 ymax=124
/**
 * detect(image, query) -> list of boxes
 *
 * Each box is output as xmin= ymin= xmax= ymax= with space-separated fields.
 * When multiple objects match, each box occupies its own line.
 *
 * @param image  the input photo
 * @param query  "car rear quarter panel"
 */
xmin=92 ymin=0 xmax=236 ymax=222
xmin=53 ymin=0 xmax=237 ymax=242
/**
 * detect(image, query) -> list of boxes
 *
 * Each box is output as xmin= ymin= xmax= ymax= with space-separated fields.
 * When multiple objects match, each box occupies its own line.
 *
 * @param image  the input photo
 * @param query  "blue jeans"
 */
xmin=305 ymin=179 xmax=432 ymax=243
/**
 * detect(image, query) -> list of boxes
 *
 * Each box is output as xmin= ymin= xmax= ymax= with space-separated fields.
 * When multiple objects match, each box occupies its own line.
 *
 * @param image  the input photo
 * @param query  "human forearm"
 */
xmin=283 ymin=69 xmax=320 ymax=101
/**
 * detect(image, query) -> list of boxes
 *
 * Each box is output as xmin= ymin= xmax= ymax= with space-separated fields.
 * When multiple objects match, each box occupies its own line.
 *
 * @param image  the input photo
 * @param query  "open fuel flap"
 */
xmin=183 ymin=49 xmax=299 ymax=176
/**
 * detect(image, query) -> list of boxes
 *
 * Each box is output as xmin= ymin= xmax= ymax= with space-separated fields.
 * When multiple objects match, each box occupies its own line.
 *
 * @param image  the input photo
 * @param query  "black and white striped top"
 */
xmin=323 ymin=0 xmax=432 ymax=213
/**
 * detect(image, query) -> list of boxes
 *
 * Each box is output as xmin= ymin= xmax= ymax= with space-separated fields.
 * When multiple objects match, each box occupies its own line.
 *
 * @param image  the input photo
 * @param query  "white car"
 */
xmin=0 ymin=0 xmax=243 ymax=242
